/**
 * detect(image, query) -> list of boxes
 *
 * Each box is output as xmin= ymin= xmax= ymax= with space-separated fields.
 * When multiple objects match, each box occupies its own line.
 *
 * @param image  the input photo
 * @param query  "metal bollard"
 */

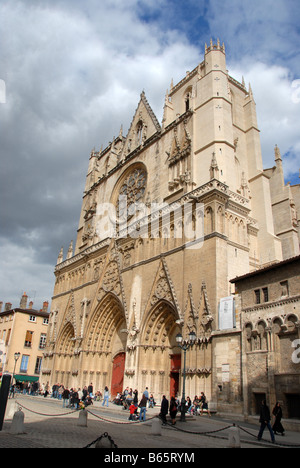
xmin=10 ymin=410 xmax=25 ymax=435
xmin=78 ymin=409 xmax=88 ymax=427
xmin=151 ymin=418 xmax=162 ymax=436
xmin=228 ymin=424 xmax=241 ymax=448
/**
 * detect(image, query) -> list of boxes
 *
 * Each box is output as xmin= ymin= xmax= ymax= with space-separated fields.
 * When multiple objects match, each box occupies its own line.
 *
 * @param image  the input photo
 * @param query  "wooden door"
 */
xmin=111 ymin=352 xmax=126 ymax=398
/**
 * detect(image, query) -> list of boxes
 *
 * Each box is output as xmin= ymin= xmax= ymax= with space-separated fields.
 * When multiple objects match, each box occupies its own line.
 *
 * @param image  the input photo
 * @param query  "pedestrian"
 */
xmin=102 ymin=386 xmax=109 ymax=407
xmin=9 ymin=384 xmax=15 ymax=399
xmin=272 ymin=402 xmax=285 ymax=436
xmin=133 ymin=389 xmax=138 ymax=408
xmin=200 ymin=392 xmax=211 ymax=417
xmin=169 ymin=396 xmax=178 ymax=425
xmin=139 ymin=394 xmax=147 ymax=422
xmin=44 ymin=382 xmax=49 ymax=398
xmin=62 ymin=387 xmax=70 ymax=408
xmin=82 ymin=386 xmax=88 ymax=402
xmin=258 ymin=400 xmax=275 ymax=443
xmin=72 ymin=388 xmax=79 ymax=410
xmin=159 ymin=395 xmax=169 ymax=425
xmin=143 ymin=387 xmax=149 ymax=403
xmin=88 ymin=382 xmax=93 ymax=397
xmin=58 ymin=384 xmax=64 ymax=400
xmin=149 ymin=394 xmax=155 ymax=408
xmin=128 ymin=402 xmax=137 ymax=421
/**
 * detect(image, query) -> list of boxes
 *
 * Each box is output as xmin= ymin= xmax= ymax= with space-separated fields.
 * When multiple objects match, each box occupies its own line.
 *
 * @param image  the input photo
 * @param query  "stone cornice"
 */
xmin=242 ymin=294 xmax=300 ymax=313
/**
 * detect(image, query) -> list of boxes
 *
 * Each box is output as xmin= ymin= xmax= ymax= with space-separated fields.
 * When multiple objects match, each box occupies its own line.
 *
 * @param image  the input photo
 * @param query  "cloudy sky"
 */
xmin=0 ymin=0 xmax=299 ymax=309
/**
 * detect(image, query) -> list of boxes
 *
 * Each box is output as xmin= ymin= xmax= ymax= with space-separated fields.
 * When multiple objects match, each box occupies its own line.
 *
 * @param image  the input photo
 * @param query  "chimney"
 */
xmin=0 ymin=301 xmax=3 ymax=313
xmin=29 ymin=301 xmax=34 ymax=309
xmin=20 ymin=292 xmax=28 ymax=309
xmin=5 ymin=303 xmax=12 ymax=311
xmin=42 ymin=301 xmax=49 ymax=313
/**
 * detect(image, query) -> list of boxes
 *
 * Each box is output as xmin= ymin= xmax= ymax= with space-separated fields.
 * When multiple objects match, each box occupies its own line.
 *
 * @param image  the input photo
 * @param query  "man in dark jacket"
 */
xmin=160 ymin=395 xmax=169 ymax=425
xmin=257 ymin=400 xmax=275 ymax=443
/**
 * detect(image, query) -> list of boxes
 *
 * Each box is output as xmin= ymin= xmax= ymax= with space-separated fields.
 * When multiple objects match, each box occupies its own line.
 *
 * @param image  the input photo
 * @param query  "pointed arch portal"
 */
xmin=139 ymin=300 xmax=181 ymax=399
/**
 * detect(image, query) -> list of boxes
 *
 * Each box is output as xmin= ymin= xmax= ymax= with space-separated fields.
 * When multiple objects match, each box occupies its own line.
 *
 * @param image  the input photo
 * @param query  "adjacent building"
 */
xmin=231 ymin=255 xmax=300 ymax=424
xmin=0 ymin=293 xmax=50 ymax=385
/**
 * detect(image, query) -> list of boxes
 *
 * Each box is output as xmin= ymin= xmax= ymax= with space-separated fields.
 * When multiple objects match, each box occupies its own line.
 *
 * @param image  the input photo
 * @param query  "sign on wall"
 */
xmin=219 ymin=296 xmax=236 ymax=330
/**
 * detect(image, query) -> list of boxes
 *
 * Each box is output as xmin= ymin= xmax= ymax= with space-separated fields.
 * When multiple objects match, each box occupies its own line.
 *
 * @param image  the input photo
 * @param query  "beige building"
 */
xmin=0 ymin=293 xmax=49 ymax=384
xmin=42 ymin=40 xmax=298 ymax=416
xmin=231 ymin=255 xmax=300 ymax=427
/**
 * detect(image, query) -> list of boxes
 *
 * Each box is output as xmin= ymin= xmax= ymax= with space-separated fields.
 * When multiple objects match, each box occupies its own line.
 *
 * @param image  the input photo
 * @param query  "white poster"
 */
xmin=219 ymin=296 xmax=236 ymax=330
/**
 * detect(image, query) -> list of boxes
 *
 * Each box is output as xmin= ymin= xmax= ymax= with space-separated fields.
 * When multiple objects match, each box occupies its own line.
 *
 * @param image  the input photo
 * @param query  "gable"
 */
xmin=122 ymin=92 xmax=161 ymax=157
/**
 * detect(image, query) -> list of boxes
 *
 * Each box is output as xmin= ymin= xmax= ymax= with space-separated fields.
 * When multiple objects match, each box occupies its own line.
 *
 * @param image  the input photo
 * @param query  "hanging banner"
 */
xmin=219 ymin=296 xmax=236 ymax=330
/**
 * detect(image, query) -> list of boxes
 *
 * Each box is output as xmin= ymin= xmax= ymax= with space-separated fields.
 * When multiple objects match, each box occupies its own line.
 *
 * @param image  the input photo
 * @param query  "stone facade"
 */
xmin=264 ymin=146 xmax=300 ymax=260
xmin=42 ymin=40 xmax=298 ymax=415
xmin=231 ymin=256 xmax=300 ymax=421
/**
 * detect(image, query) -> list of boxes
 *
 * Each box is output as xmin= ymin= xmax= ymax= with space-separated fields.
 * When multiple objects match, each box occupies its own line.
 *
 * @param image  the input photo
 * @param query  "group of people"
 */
xmin=159 ymin=392 xmax=210 ymax=426
xmin=113 ymin=387 xmax=156 ymax=412
xmin=186 ymin=393 xmax=211 ymax=416
xmin=53 ymin=383 xmax=96 ymax=409
xmin=112 ymin=386 xmax=155 ymax=421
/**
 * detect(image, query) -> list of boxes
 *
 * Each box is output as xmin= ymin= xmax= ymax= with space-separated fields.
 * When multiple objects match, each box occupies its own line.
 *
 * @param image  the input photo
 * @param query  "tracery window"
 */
xmin=117 ymin=167 xmax=147 ymax=225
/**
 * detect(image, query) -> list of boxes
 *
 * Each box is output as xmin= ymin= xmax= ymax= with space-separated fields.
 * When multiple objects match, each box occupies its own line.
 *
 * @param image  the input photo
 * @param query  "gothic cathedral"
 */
xmin=42 ymin=40 xmax=299 ymax=413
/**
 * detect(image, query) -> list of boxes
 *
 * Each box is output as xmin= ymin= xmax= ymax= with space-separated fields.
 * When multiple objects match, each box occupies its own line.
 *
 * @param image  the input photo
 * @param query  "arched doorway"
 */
xmin=111 ymin=352 xmax=126 ymax=397
xmin=139 ymin=301 xmax=181 ymax=400
xmin=55 ymin=322 xmax=76 ymax=387
xmin=84 ymin=294 xmax=127 ymax=394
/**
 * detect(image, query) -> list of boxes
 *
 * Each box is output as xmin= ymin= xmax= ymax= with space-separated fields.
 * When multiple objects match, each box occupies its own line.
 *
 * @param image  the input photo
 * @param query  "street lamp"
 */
xmin=13 ymin=352 xmax=21 ymax=385
xmin=176 ymin=330 xmax=197 ymax=422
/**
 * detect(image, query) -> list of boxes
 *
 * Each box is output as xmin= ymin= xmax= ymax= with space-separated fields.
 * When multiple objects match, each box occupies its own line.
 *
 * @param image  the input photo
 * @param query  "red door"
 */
xmin=170 ymin=354 xmax=181 ymax=398
xmin=111 ymin=352 xmax=126 ymax=398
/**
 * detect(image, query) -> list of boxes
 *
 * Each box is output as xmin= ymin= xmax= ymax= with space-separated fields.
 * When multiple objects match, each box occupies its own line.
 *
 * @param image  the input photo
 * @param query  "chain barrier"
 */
xmin=15 ymin=399 xmax=78 ymax=417
xmin=11 ymin=399 xmax=300 ymax=448
xmin=83 ymin=432 xmax=118 ymax=449
xmin=162 ymin=417 xmax=233 ymax=436
xmin=86 ymin=408 xmax=158 ymax=425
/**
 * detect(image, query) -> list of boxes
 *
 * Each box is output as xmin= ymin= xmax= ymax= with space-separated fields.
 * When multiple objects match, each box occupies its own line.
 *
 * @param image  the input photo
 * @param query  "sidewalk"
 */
xmin=0 ymin=395 xmax=299 ymax=449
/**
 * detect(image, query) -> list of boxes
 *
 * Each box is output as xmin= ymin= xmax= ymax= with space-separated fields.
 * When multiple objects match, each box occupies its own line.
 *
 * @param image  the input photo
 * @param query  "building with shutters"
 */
xmin=0 ymin=293 xmax=49 ymax=385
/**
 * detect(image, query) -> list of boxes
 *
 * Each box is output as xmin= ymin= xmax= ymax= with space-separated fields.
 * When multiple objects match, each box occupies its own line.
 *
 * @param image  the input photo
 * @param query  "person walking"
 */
xmin=272 ymin=402 xmax=285 ymax=436
xmin=139 ymin=394 xmax=147 ymax=422
xmin=159 ymin=395 xmax=169 ymax=425
xmin=258 ymin=400 xmax=275 ymax=443
xmin=169 ymin=396 xmax=178 ymax=425
xmin=102 ymin=386 xmax=110 ymax=407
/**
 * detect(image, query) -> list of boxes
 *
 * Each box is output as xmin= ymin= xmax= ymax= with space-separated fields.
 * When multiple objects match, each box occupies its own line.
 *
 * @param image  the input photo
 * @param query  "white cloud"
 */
xmin=229 ymin=61 xmax=300 ymax=179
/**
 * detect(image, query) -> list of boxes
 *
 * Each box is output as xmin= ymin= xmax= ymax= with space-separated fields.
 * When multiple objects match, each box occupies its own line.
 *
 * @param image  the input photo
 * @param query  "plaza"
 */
xmin=1 ymin=394 xmax=299 ymax=449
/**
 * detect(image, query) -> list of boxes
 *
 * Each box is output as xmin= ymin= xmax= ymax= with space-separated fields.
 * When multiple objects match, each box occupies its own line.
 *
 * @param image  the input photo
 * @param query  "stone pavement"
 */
xmin=0 ymin=395 xmax=299 ymax=449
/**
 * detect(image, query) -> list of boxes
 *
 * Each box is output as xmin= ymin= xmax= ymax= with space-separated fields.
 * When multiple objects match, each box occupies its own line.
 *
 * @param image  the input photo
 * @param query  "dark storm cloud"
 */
xmin=0 ymin=0 xmax=299 ymax=307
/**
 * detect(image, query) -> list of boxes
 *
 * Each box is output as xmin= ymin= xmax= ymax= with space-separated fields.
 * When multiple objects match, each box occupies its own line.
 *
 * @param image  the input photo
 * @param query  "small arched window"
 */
xmin=136 ymin=121 xmax=144 ymax=146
